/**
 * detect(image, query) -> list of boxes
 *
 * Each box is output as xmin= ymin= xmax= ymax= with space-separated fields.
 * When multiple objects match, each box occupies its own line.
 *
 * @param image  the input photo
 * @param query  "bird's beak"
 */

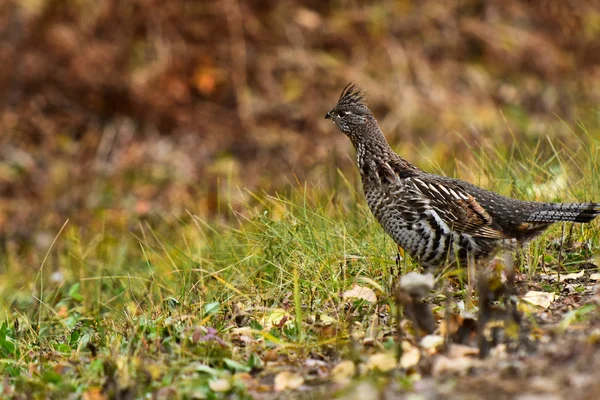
xmin=325 ymin=111 xmax=333 ymax=120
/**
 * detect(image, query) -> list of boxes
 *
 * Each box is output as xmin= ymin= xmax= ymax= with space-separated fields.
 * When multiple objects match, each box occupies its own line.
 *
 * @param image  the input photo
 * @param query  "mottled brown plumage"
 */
xmin=326 ymin=83 xmax=600 ymax=270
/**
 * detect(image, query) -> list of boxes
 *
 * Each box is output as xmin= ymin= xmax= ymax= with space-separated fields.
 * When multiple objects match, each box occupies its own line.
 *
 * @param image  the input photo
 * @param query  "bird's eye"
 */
xmin=338 ymin=110 xmax=351 ymax=117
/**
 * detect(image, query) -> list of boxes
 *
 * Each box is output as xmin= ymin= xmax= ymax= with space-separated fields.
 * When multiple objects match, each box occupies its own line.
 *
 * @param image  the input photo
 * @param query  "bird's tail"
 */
xmin=526 ymin=202 xmax=600 ymax=223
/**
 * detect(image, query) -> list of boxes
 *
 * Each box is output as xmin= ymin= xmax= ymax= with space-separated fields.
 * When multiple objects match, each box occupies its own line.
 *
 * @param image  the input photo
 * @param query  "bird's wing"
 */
xmin=404 ymin=175 xmax=506 ymax=239
xmin=377 ymin=161 xmax=506 ymax=239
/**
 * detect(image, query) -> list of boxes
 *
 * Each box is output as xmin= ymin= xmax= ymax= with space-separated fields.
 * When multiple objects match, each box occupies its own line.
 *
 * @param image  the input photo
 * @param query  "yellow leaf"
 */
xmin=314 ymin=313 xmax=336 ymax=325
xmin=366 ymin=352 xmax=397 ymax=372
xmin=420 ymin=335 xmax=444 ymax=352
xmin=209 ymin=378 xmax=231 ymax=392
xmin=274 ymin=371 xmax=304 ymax=391
xmin=331 ymin=360 xmax=355 ymax=383
xmin=399 ymin=341 xmax=420 ymax=369
xmin=260 ymin=309 xmax=291 ymax=328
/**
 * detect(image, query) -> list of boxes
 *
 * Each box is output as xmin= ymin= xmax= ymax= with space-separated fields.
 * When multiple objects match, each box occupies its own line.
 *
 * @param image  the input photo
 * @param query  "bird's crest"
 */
xmin=336 ymin=83 xmax=367 ymax=108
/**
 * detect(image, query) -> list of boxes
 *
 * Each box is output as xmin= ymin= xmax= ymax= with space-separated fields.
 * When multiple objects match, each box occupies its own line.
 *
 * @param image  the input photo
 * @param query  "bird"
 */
xmin=325 ymin=83 xmax=600 ymax=271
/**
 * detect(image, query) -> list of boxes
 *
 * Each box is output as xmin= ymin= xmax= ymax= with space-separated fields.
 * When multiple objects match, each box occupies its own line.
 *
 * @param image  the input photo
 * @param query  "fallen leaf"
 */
xmin=521 ymin=291 xmax=556 ymax=309
xmin=447 ymin=344 xmax=479 ymax=358
xmin=343 ymin=285 xmax=377 ymax=303
xmin=399 ymin=341 xmax=420 ymax=369
xmin=235 ymin=372 xmax=259 ymax=391
xmin=264 ymin=348 xmax=279 ymax=362
xmin=590 ymin=273 xmax=600 ymax=281
xmin=420 ymin=335 xmax=445 ymax=352
xmin=432 ymin=355 xmax=478 ymax=377
xmin=261 ymin=309 xmax=291 ymax=328
xmin=209 ymin=378 xmax=231 ymax=392
xmin=313 ymin=313 xmax=336 ymax=325
xmin=274 ymin=371 xmax=304 ymax=391
xmin=366 ymin=352 xmax=397 ymax=372
xmin=331 ymin=360 xmax=355 ymax=384
xmin=545 ymin=270 xmax=585 ymax=282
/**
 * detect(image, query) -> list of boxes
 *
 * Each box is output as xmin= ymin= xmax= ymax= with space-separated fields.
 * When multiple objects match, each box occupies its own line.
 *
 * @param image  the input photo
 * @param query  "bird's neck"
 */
xmin=352 ymin=118 xmax=407 ymax=171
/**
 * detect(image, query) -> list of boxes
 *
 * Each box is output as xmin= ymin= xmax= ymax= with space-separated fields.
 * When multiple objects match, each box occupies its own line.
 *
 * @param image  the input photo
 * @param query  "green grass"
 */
xmin=1 ymin=126 xmax=600 ymax=398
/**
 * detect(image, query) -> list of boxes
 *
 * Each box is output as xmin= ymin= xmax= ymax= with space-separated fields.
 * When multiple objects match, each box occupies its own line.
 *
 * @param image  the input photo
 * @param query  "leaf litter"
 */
xmin=234 ymin=264 xmax=600 ymax=399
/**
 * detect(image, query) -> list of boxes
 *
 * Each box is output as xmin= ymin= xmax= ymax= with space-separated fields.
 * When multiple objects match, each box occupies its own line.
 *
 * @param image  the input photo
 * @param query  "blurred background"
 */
xmin=1 ymin=0 xmax=600 ymax=255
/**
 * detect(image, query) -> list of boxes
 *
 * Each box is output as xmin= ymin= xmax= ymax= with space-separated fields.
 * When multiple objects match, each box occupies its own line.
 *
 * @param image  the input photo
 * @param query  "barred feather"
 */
xmin=526 ymin=203 xmax=600 ymax=223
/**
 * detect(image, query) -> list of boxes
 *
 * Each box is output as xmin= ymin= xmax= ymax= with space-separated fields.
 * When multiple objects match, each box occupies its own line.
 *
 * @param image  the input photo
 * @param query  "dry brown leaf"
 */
xmin=331 ymin=360 xmax=355 ymax=384
xmin=521 ymin=291 xmax=556 ymax=310
xmin=343 ymin=285 xmax=377 ymax=303
xmin=420 ymin=334 xmax=445 ymax=352
xmin=263 ymin=348 xmax=279 ymax=362
xmin=545 ymin=270 xmax=585 ymax=282
xmin=432 ymin=355 xmax=478 ymax=377
xmin=590 ymin=273 xmax=600 ymax=281
xmin=274 ymin=371 xmax=304 ymax=391
xmin=366 ymin=352 xmax=397 ymax=372
xmin=399 ymin=341 xmax=420 ymax=369
xmin=447 ymin=344 xmax=479 ymax=358
xmin=209 ymin=378 xmax=232 ymax=392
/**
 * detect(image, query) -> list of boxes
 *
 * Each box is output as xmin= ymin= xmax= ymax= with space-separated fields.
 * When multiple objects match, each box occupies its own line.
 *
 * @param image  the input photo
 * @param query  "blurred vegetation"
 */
xmin=2 ymin=0 xmax=600 ymax=254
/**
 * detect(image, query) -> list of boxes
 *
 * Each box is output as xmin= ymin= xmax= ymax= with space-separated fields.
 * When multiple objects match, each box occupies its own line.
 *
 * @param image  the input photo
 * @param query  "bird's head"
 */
xmin=325 ymin=83 xmax=370 ymax=136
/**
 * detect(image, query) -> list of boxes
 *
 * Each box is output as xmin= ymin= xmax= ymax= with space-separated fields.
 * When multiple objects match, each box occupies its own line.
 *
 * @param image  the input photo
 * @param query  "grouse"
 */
xmin=326 ymin=83 xmax=600 ymax=270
